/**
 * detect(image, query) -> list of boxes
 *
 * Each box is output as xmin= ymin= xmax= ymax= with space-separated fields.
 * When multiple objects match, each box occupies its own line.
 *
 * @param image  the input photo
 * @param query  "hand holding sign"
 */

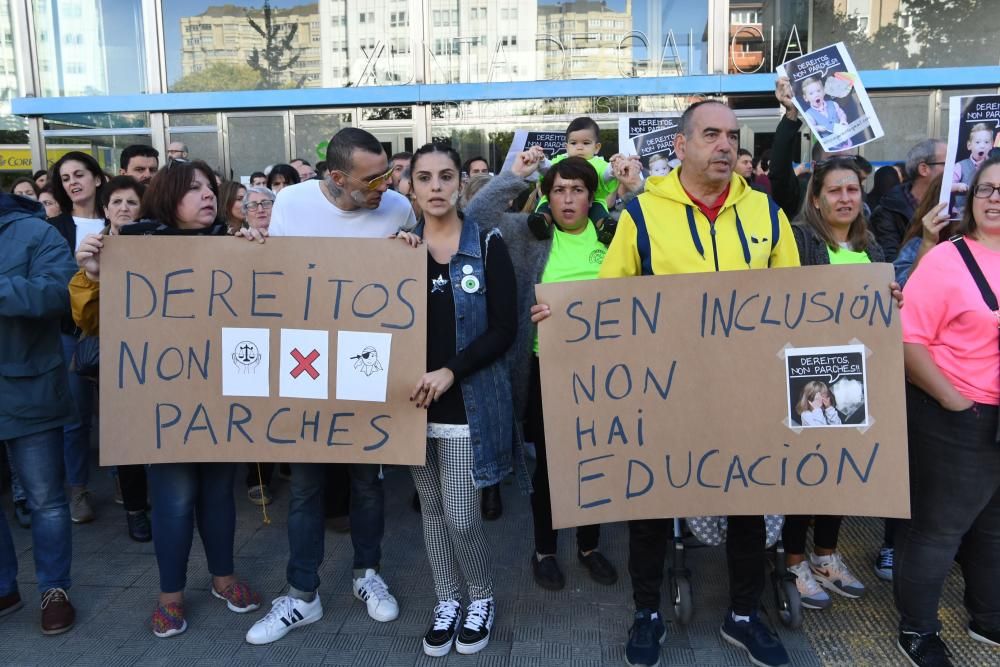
xmin=76 ymin=233 xmax=105 ymax=281
xmin=775 ymin=77 xmax=798 ymax=121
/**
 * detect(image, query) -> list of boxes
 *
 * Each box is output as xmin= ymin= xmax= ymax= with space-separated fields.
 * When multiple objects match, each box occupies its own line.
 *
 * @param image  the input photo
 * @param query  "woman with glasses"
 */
xmin=782 ymin=156 xmax=884 ymax=612
xmin=72 ymin=160 xmax=261 ymax=638
xmin=894 ymin=156 xmax=1000 ymax=665
xmin=243 ymin=186 xmax=275 ymax=232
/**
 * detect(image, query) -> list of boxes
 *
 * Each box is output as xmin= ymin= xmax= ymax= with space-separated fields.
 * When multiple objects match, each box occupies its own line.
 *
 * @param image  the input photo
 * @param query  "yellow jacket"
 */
xmin=69 ymin=269 xmax=100 ymax=336
xmin=600 ymin=169 xmax=800 ymax=277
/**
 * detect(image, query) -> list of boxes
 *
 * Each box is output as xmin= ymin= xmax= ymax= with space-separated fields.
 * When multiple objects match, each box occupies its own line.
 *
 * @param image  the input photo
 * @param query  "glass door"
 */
xmin=222 ymin=112 xmax=290 ymax=182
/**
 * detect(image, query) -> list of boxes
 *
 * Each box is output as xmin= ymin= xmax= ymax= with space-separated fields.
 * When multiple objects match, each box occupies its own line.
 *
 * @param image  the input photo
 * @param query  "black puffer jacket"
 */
xmin=869 ymin=182 xmax=915 ymax=263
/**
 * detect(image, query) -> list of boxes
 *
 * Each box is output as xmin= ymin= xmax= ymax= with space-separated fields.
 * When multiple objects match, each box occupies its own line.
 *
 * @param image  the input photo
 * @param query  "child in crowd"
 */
xmin=952 ymin=122 xmax=995 ymax=215
xmin=647 ymin=153 xmax=670 ymax=177
xmin=800 ymin=76 xmax=851 ymax=151
xmin=796 ymin=381 xmax=843 ymax=427
xmin=527 ymin=116 xmax=623 ymax=245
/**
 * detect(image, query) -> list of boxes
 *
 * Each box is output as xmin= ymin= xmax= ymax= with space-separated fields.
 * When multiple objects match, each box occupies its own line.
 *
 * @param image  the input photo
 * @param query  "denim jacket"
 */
xmin=414 ymin=216 xmax=530 ymax=492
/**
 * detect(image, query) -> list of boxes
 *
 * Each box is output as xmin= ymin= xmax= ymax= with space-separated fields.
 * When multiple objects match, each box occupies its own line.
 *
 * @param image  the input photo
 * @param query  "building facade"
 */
xmin=2 ymin=0 xmax=998 ymax=183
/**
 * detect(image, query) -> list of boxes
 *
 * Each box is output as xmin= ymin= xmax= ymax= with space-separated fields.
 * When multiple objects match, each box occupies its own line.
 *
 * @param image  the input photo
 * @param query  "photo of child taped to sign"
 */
xmin=618 ymin=115 xmax=681 ymax=177
xmin=939 ymin=94 xmax=1000 ymax=219
xmin=785 ymin=344 xmax=869 ymax=428
xmin=777 ymin=42 xmax=882 ymax=153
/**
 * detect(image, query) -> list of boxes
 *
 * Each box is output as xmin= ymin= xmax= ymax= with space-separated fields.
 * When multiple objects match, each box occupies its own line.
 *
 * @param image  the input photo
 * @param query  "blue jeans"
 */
xmin=287 ymin=463 xmax=384 ymax=592
xmin=0 ymin=428 xmax=72 ymax=595
xmin=4 ymin=443 xmax=25 ymax=502
xmin=60 ymin=334 xmax=93 ymax=488
xmin=147 ymin=463 xmax=237 ymax=593
xmin=895 ymin=384 xmax=1000 ymax=634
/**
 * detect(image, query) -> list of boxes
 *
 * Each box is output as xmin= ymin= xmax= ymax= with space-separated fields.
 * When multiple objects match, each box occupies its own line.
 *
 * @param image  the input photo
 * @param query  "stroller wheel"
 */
xmin=775 ymin=577 xmax=802 ymax=629
xmin=670 ymin=573 xmax=693 ymax=625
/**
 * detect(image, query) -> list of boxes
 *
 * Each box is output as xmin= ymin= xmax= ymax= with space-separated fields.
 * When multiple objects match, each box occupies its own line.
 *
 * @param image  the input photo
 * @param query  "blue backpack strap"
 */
xmin=626 ymin=198 xmax=654 ymax=276
xmin=768 ymin=195 xmax=780 ymax=254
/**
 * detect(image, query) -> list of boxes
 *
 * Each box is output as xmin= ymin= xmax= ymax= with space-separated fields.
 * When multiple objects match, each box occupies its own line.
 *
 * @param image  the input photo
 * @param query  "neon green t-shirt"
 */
xmin=534 ymin=224 xmax=607 ymax=353
xmin=827 ymin=245 xmax=871 ymax=265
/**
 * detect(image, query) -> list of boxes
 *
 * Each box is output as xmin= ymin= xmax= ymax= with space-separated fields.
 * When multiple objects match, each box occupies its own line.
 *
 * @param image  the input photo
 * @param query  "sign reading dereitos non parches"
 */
xmin=535 ymin=264 xmax=908 ymax=529
xmin=99 ymin=237 xmax=428 ymax=466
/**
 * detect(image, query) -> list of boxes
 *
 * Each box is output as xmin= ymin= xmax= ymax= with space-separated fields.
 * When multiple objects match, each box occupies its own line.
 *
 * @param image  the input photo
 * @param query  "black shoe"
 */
xmin=531 ymin=555 xmax=565 ymax=591
xmin=13 ymin=500 xmax=30 ymax=529
xmin=578 ymin=550 xmax=618 ymax=585
xmin=126 ymin=510 xmax=152 ymax=542
xmin=625 ymin=609 xmax=665 ymax=667
xmin=595 ymin=217 xmax=618 ymax=246
xmin=481 ymin=484 xmax=502 ymax=521
xmin=422 ymin=600 xmax=461 ymax=657
xmin=968 ymin=621 xmax=1000 ymax=647
xmin=455 ymin=598 xmax=494 ymax=655
xmin=527 ymin=213 xmax=553 ymax=240
xmin=412 ymin=490 xmax=421 ymax=513
xmin=897 ymin=631 xmax=954 ymax=667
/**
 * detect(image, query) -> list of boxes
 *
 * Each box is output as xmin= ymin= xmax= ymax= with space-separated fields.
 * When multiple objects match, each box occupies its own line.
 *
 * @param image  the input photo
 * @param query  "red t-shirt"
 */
xmin=684 ymin=184 xmax=731 ymax=222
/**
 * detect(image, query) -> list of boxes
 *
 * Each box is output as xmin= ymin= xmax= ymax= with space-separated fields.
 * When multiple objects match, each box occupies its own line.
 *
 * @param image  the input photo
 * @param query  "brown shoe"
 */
xmin=40 ymin=588 xmax=75 ymax=635
xmin=0 ymin=590 xmax=23 ymax=618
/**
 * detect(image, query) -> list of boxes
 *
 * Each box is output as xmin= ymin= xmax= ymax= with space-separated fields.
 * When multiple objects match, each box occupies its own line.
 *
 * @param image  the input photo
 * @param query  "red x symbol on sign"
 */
xmin=290 ymin=348 xmax=320 ymax=379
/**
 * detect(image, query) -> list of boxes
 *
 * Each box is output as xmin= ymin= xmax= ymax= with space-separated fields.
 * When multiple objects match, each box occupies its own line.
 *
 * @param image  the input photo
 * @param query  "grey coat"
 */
xmin=463 ymin=171 xmax=549 ymax=422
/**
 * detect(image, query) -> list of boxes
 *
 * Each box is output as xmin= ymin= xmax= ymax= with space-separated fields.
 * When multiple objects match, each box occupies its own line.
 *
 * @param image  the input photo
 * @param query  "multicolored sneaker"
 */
xmin=211 ymin=581 xmax=261 ymax=613
xmin=151 ymin=601 xmax=187 ymax=638
xmin=810 ymin=552 xmax=866 ymax=598
xmin=788 ymin=561 xmax=832 ymax=610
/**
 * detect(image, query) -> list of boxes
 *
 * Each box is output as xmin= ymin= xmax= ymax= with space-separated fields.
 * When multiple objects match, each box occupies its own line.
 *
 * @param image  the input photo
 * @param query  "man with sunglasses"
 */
xmin=245 ymin=128 xmax=415 ymax=647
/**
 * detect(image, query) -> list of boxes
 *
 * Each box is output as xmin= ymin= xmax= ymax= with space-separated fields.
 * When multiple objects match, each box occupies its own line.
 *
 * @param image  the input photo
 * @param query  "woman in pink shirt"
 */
xmin=895 ymin=155 xmax=1000 ymax=666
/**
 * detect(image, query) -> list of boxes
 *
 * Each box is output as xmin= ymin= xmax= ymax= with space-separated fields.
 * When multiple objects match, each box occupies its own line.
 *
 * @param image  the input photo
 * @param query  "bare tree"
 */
xmin=245 ymin=1 xmax=307 ymax=89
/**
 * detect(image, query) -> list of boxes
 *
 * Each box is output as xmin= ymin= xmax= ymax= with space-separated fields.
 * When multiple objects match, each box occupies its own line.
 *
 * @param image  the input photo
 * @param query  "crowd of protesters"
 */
xmin=2 ymin=79 xmax=999 ymax=667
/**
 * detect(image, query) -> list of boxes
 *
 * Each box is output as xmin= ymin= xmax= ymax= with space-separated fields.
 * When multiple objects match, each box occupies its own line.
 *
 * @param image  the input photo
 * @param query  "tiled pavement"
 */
xmin=1 ymin=462 xmax=997 ymax=666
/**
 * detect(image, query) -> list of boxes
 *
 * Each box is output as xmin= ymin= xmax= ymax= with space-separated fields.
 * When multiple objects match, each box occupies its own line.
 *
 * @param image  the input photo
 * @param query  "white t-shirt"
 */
xmin=268 ymin=179 xmax=416 ymax=238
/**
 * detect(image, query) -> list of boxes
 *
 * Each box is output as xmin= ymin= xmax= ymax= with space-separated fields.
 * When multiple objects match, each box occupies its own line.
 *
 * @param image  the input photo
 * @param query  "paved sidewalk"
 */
xmin=1 ymin=463 xmax=996 ymax=666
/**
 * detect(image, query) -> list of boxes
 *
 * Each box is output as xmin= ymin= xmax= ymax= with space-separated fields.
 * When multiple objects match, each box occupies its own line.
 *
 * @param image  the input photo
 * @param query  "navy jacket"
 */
xmin=0 ymin=194 xmax=78 ymax=440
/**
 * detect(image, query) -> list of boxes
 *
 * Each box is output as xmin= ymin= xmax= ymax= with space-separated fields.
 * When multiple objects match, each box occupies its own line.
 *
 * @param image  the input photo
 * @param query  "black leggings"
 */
xmin=526 ymin=356 xmax=599 ymax=554
xmin=783 ymin=515 xmax=844 ymax=555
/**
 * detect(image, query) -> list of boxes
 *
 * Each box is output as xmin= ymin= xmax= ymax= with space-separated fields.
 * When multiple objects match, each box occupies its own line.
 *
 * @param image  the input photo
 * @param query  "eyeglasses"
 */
xmin=923 ymin=161 xmax=946 ymax=166
xmin=973 ymin=184 xmax=1000 ymax=199
xmin=336 ymin=166 xmax=394 ymax=191
xmin=246 ymin=199 xmax=274 ymax=211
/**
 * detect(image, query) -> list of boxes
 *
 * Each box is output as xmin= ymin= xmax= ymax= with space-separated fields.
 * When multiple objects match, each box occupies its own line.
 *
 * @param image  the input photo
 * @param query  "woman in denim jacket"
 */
xmin=396 ymin=144 xmax=522 ymax=658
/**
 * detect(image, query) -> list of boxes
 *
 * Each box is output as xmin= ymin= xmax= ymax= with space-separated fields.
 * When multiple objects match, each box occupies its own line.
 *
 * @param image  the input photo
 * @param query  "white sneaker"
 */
xmin=353 ymin=569 xmax=399 ymax=622
xmin=810 ymin=552 xmax=866 ymax=598
xmin=455 ymin=598 xmax=495 ymax=655
xmin=245 ymin=594 xmax=323 ymax=645
xmin=788 ymin=561 xmax=831 ymax=610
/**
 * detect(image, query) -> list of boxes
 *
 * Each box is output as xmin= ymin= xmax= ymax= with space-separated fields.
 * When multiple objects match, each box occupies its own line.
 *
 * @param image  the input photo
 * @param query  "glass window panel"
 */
xmin=292 ymin=111 xmax=351 ymax=163
xmin=727 ymin=0 xmax=809 ymax=74
xmin=32 ymin=0 xmax=147 ymax=96
xmin=226 ymin=114 xmax=286 ymax=181
xmin=44 ymin=133 xmax=152 ymax=175
xmin=863 ymin=93 xmax=930 ymax=164
xmin=168 ymin=130 xmax=221 ymax=172
xmin=169 ymin=112 xmax=218 ymax=128
xmin=811 ymin=0 xmax=1000 ymax=70
xmin=43 ymin=112 xmax=150 ymax=131
xmin=0 ymin=0 xmax=26 ymax=135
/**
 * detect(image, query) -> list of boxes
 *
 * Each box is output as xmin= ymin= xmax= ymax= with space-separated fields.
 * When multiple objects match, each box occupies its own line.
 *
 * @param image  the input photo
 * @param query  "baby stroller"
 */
xmin=667 ymin=515 xmax=803 ymax=629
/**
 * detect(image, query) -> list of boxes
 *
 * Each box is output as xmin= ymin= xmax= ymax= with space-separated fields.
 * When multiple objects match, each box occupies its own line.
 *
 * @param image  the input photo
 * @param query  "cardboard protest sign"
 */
xmin=777 ymin=42 xmax=883 ymax=153
xmin=940 ymin=94 xmax=1000 ymax=220
xmin=500 ymin=129 xmax=566 ymax=172
xmin=618 ymin=116 xmax=681 ymax=175
xmin=99 ymin=237 xmax=427 ymax=466
xmin=535 ymin=264 xmax=907 ymax=529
